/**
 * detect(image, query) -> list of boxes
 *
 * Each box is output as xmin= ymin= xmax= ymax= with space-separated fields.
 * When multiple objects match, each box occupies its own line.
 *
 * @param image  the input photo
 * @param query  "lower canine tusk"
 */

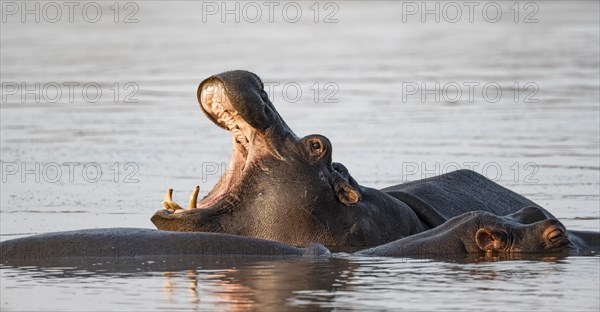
xmin=188 ymin=185 xmax=200 ymax=209
xmin=163 ymin=189 xmax=183 ymax=211
xmin=164 ymin=189 xmax=173 ymax=202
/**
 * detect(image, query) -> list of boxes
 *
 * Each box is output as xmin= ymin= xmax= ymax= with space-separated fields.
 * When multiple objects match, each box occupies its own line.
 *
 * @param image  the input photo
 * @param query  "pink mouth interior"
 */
xmin=195 ymin=82 xmax=256 ymax=209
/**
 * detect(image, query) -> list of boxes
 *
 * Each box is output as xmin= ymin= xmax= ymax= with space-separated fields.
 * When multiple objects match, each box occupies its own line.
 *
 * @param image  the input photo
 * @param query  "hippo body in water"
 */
xmin=1 ymin=208 xmax=597 ymax=266
xmin=356 ymin=207 xmax=599 ymax=258
xmin=0 ymin=228 xmax=330 ymax=267
xmin=150 ymin=70 xmax=560 ymax=247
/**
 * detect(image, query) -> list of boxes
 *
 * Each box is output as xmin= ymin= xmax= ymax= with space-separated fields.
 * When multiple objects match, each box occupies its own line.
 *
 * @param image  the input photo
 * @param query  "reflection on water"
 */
xmin=2 ymin=255 xmax=598 ymax=311
xmin=1 ymin=0 xmax=599 ymax=311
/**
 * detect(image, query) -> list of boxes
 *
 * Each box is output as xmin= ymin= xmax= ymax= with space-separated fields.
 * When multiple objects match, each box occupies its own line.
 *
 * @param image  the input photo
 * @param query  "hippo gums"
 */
xmin=150 ymin=70 xmax=571 ymax=248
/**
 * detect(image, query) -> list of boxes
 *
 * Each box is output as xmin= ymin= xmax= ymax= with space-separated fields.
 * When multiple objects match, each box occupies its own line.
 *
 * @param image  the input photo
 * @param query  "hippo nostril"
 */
xmin=542 ymin=223 xmax=571 ymax=249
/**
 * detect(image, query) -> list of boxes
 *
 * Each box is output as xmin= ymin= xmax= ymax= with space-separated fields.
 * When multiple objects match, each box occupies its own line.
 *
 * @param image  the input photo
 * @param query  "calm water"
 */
xmin=1 ymin=1 xmax=599 ymax=311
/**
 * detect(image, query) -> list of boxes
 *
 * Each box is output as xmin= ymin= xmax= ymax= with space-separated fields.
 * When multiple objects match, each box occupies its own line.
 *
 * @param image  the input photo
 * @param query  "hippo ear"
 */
xmin=334 ymin=179 xmax=361 ymax=205
xmin=475 ymin=228 xmax=507 ymax=252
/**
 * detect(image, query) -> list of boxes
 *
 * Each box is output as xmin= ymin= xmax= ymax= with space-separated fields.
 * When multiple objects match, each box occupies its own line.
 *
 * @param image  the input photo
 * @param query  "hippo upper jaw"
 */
xmin=198 ymin=71 xmax=294 ymax=152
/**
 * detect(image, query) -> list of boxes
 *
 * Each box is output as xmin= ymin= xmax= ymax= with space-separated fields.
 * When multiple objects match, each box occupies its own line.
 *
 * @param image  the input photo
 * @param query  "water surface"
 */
xmin=1 ymin=1 xmax=599 ymax=311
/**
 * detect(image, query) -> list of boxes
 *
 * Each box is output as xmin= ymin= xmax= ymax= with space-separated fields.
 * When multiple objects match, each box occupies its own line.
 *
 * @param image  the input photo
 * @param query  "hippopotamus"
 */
xmin=0 ymin=228 xmax=330 ymax=267
xmin=1 ymin=208 xmax=597 ymax=267
xmin=150 ymin=70 xmax=563 ymax=247
xmin=356 ymin=207 xmax=599 ymax=258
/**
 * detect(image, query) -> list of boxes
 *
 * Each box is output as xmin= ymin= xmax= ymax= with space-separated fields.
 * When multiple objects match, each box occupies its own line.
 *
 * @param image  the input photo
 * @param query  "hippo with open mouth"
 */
xmin=150 ymin=70 xmax=567 ymax=248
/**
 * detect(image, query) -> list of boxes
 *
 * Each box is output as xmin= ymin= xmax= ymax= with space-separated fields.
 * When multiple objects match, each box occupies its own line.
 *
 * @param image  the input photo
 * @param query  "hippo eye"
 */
xmin=302 ymin=135 xmax=329 ymax=162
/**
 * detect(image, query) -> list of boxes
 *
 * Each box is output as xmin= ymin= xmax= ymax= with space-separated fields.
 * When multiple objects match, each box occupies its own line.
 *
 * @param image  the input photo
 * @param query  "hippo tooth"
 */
xmin=213 ymin=103 xmax=223 ymax=113
xmin=188 ymin=185 xmax=199 ymax=209
xmin=162 ymin=188 xmax=183 ymax=211
xmin=164 ymin=189 xmax=173 ymax=202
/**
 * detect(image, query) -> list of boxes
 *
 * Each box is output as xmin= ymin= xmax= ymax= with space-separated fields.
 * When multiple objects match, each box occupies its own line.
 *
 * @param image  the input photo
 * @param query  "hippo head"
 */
xmin=470 ymin=209 xmax=572 ymax=255
xmin=151 ymin=70 xmax=366 ymax=246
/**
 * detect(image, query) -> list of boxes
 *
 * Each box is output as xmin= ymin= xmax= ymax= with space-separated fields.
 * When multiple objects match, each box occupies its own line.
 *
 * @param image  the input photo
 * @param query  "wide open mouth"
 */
xmin=191 ymin=81 xmax=262 ymax=210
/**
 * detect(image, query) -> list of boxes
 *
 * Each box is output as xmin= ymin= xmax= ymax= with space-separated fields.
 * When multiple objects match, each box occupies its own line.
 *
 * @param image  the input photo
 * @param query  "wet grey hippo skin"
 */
xmin=150 ymin=70 xmax=556 ymax=247
xmin=0 ymin=228 xmax=329 ymax=266
xmin=356 ymin=207 xmax=599 ymax=258
xmin=1 ymin=208 xmax=597 ymax=266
